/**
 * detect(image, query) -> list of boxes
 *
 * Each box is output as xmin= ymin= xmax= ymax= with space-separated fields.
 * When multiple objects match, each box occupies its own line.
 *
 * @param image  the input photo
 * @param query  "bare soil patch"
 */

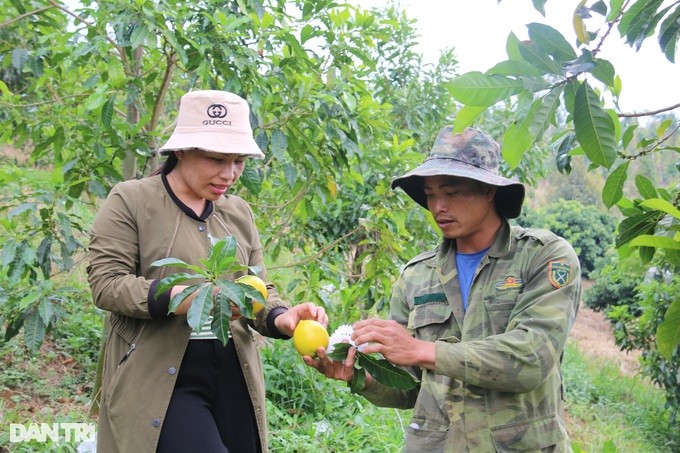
xmin=569 ymin=305 xmax=641 ymax=377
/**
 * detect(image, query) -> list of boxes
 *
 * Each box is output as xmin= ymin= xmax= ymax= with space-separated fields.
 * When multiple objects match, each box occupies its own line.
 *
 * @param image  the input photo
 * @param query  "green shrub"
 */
xmin=516 ymin=199 xmax=617 ymax=275
xmin=607 ymin=275 xmax=680 ymax=424
xmin=583 ymin=251 xmax=646 ymax=312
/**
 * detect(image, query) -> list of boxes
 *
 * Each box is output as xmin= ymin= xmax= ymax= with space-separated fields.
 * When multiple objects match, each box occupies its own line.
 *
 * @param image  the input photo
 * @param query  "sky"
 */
xmin=360 ymin=0 xmax=680 ymax=113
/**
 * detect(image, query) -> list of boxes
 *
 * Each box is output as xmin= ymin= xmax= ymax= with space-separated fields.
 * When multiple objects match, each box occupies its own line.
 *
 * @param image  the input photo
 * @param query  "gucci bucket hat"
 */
xmin=158 ymin=90 xmax=265 ymax=158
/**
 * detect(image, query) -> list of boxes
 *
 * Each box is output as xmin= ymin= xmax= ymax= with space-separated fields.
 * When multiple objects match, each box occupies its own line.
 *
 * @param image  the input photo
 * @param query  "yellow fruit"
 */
xmin=293 ymin=320 xmax=329 ymax=357
xmin=236 ymin=275 xmax=267 ymax=314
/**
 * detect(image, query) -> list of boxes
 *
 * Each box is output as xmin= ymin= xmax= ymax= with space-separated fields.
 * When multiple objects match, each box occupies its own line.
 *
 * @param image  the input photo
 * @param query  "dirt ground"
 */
xmin=569 ymin=305 xmax=641 ymax=377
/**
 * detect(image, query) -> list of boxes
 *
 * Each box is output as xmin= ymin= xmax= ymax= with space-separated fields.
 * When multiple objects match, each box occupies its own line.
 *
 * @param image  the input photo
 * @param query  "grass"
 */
xmin=563 ymin=341 xmax=679 ymax=452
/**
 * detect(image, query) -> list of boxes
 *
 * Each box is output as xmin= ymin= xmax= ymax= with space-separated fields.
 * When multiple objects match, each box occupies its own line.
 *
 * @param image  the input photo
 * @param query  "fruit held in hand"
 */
xmin=293 ymin=320 xmax=329 ymax=357
xmin=236 ymin=275 xmax=267 ymax=314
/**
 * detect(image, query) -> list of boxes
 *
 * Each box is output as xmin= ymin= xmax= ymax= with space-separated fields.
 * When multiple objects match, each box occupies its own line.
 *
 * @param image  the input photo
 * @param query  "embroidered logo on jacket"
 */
xmin=495 ymin=276 xmax=523 ymax=291
xmin=548 ymin=260 xmax=572 ymax=288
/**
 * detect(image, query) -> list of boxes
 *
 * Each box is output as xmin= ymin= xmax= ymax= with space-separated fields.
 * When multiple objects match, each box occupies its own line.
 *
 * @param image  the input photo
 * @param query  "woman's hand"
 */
xmin=170 ymin=285 xmax=244 ymax=321
xmin=273 ymin=303 xmax=328 ymax=337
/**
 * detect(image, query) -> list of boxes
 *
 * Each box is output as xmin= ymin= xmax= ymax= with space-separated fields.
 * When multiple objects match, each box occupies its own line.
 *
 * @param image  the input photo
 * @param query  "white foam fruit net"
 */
xmin=326 ymin=324 xmax=366 ymax=354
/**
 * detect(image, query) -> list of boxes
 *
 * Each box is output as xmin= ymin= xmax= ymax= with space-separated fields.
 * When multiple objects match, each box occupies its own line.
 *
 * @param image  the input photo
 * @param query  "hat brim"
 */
xmin=391 ymin=158 xmax=525 ymax=219
xmin=158 ymin=129 xmax=265 ymax=159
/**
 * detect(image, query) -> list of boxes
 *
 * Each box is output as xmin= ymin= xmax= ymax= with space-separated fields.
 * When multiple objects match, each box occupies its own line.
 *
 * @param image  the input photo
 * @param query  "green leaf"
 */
xmin=527 ymin=23 xmax=576 ymax=62
xmin=452 ymin=106 xmax=486 ymax=132
xmin=527 ymin=86 xmax=563 ymax=141
xmin=638 ymin=245 xmax=655 ymax=263
xmin=8 ymin=202 xmax=37 ymax=219
xmin=129 ymin=22 xmax=148 ymax=49
xmin=152 ymin=257 xmax=201 ymax=270
xmin=501 ymin=123 xmax=533 ymax=169
xmin=608 ymin=0 xmax=624 ymax=20
xmin=639 ymin=198 xmax=680 ymax=219
xmin=573 ymin=81 xmax=617 ymax=168
xmin=619 ymin=0 xmax=665 ymax=50
xmin=12 ymin=48 xmax=29 ymax=71
xmin=487 ymin=60 xmax=543 ymax=77
xmin=616 ymin=211 xmax=659 ymax=247
xmin=210 ymin=236 xmax=238 ymax=274
xmin=622 ymin=124 xmax=638 ymax=149
xmin=270 ymin=129 xmax=288 ymax=158
xmin=37 ymin=237 xmax=52 ymax=278
xmin=327 ymin=342 xmax=352 ymax=361
xmin=602 ymin=161 xmax=629 ymax=208
xmin=155 ymin=273 xmax=206 ymax=296
xmin=659 ymin=5 xmax=680 ymax=62
xmin=357 ymin=352 xmax=419 ymax=390
xmin=167 ymin=284 xmax=199 ymax=313
xmin=518 ymin=40 xmax=564 ymax=74
xmin=240 ymin=164 xmax=263 ymax=195
xmin=102 ymin=95 xmax=116 ymax=129
xmin=211 ymin=296 xmax=232 ymax=345
xmin=635 ymin=174 xmax=657 ymax=199
xmin=629 ymin=235 xmax=680 ymax=249
xmin=448 ymin=72 xmax=525 ymax=107
xmin=216 ymin=279 xmax=247 ymax=310
xmin=532 ymin=0 xmax=547 ymax=15
xmin=38 ymin=299 xmax=54 ymax=325
xmin=239 ymin=283 xmax=266 ymax=305
xmin=283 ymin=163 xmax=298 ymax=187
xmin=186 ymin=283 xmax=213 ymax=332
xmin=24 ymin=309 xmax=46 ymax=352
xmin=506 ymin=32 xmax=523 ymax=61
xmin=591 ymin=59 xmax=616 ymax=88
xmin=657 ymin=299 xmax=680 ymax=360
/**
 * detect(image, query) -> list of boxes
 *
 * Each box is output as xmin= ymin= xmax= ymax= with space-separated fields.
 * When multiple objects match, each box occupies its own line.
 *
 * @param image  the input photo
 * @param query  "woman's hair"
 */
xmin=150 ymin=152 xmax=179 ymax=176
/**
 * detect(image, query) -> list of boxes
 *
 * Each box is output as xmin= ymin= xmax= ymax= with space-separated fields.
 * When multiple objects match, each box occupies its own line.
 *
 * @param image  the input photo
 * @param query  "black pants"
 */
xmin=157 ymin=339 xmax=261 ymax=453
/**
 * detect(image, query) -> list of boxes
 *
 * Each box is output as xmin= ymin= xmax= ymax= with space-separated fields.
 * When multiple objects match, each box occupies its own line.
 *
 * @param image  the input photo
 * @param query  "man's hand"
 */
xmin=352 ymin=318 xmax=436 ymax=370
xmin=302 ymin=344 xmax=357 ymax=383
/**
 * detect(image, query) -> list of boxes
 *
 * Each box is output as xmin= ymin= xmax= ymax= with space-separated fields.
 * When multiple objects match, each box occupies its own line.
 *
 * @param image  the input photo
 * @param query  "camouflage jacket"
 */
xmin=359 ymin=221 xmax=581 ymax=452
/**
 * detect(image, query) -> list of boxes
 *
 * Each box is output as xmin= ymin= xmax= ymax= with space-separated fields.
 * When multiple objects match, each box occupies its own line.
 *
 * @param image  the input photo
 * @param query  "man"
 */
xmin=306 ymin=127 xmax=581 ymax=452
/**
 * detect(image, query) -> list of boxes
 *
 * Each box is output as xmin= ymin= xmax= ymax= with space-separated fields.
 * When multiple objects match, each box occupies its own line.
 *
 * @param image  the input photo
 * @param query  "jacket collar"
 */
xmin=160 ymin=172 xmax=214 ymax=221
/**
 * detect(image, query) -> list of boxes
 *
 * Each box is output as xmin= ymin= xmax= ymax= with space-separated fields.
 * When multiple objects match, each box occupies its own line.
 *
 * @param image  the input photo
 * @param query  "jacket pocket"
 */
xmin=482 ymin=291 xmax=519 ymax=336
xmin=491 ymin=414 xmax=566 ymax=452
xmin=104 ymin=317 xmax=145 ymax=404
xmin=407 ymin=301 xmax=452 ymax=342
xmin=404 ymin=415 xmax=448 ymax=453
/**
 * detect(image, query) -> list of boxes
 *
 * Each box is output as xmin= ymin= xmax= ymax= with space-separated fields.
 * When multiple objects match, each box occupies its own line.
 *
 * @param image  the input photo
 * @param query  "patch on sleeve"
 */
xmin=548 ymin=260 xmax=572 ymax=289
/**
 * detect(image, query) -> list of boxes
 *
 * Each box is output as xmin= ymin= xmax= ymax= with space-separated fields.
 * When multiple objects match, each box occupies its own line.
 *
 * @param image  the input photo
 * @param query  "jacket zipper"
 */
xmin=118 ymin=343 xmax=136 ymax=367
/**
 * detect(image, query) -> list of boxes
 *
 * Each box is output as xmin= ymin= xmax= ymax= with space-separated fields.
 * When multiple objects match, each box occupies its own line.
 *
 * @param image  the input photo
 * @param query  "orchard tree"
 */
xmin=448 ymin=0 xmax=680 ymax=360
xmin=0 ymin=0 xmax=459 ymax=350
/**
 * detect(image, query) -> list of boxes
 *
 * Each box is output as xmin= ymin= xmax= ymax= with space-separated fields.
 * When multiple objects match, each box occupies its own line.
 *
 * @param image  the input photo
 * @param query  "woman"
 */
xmin=87 ymin=90 xmax=327 ymax=452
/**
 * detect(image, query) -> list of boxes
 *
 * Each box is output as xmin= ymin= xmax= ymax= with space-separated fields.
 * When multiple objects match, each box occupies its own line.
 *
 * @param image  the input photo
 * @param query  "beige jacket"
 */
xmin=87 ymin=175 xmax=288 ymax=453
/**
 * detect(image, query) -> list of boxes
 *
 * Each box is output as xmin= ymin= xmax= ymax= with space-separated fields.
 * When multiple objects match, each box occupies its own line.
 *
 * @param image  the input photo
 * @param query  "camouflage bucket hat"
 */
xmin=391 ymin=126 xmax=526 ymax=219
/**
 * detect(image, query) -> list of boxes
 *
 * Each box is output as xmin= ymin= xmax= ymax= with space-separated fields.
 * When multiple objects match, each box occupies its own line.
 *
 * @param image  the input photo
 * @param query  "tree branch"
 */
xmin=267 ymin=226 xmax=364 ymax=270
xmin=619 ymin=122 xmax=680 ymax=160
xmin=0 ymin=6 xmax=53 ymax=29
xmin=619 ymin=102 xmax=680 ymax=118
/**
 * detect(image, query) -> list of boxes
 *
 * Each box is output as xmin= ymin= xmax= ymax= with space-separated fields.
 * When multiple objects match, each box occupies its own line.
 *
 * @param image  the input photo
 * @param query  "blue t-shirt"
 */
xmin=456 ymin=247 xmax=489 ymax=311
